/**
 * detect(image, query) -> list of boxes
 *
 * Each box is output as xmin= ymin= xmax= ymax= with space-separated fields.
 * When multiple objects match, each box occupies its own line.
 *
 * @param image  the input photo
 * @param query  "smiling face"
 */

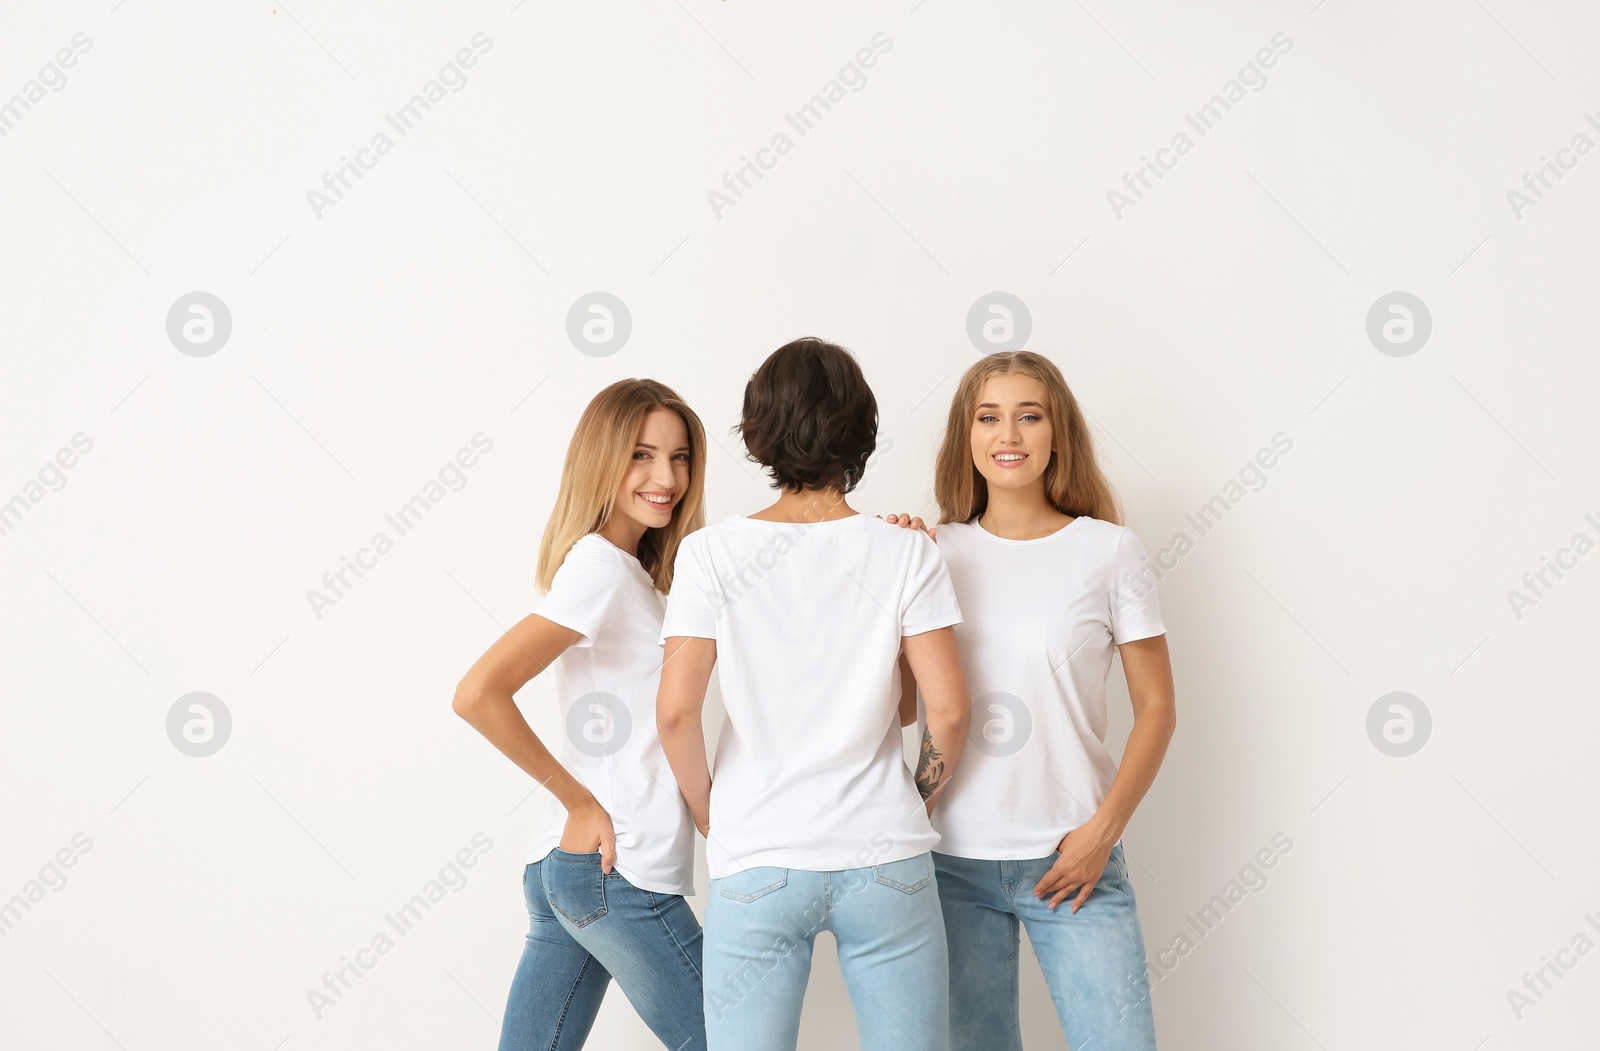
xmin=969 ymin=372 xmax=1055 ymax=494
xmin=610 ymin=408 xmax=692 ymax=534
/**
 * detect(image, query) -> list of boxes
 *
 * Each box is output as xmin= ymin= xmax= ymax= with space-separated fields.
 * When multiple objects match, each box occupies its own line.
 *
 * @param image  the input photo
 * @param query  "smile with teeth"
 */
xmin=638 ymin=492 xmax=674 ymax=507
xmin=992 ymin=452 xmax=1028 ymax=467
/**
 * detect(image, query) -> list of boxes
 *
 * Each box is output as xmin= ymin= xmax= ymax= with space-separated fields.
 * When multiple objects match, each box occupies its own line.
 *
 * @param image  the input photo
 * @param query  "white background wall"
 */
xmin=3 ymin=1 xmax=1597 ymax=1048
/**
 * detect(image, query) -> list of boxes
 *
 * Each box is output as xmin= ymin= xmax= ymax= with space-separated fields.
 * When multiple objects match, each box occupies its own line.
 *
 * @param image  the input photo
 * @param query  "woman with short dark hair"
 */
xmin=656 ymin=336 xmax=974 ymax=1051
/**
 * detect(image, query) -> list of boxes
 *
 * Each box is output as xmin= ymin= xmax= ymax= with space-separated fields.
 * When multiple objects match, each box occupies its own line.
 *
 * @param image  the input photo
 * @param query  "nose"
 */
xmin=649 ymin=459 xmax=679 ymax=491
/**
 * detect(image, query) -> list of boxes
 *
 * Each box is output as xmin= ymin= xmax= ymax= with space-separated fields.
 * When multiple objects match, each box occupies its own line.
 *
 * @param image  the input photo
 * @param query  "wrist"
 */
xmin=1084 ymin=811 xmax=1125 ymax=850
xmin=553 ymin=782 xmax=597 ymax=813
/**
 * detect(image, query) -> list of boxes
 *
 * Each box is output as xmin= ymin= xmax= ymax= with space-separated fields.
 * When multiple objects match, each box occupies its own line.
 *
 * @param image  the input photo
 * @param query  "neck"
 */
xmin=753 ymin=485 xmax=856 ymax=524
xmin=597 ymin=514 xmax=649 ymax=556
xmin=979 ymin=481 xmax=1068 ymax=538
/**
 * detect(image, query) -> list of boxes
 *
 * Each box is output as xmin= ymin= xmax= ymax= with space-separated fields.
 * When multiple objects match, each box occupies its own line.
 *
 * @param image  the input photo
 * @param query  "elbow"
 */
xmin=1142 ymin=695 xmax=1177 ymax=741
xmin=926 ymin=698 xmax=971 ymax=741
xmin=656 ymin=705 xmax=690 ymax=739
xmin=451 ymin=679 xmax=484 ymax=720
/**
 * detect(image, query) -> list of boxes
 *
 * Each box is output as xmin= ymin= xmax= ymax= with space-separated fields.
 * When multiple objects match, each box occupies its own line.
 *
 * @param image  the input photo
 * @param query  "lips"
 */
xmin=638 ymin=492 xmax=675 ymax=508
xmin=991 ymin=453 xmax=1028 ymax=469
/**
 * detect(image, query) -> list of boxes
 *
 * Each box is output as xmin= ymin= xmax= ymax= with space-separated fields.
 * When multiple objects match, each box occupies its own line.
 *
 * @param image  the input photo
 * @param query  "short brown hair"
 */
xmin=738 ymin=337 xmax=878 ymax=493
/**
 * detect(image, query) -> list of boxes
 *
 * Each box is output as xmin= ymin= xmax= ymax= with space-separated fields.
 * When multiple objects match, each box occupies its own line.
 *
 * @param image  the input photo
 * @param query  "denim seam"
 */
xmin=648 ymin=893 xmax=704 ymax=982
xmin=545 ymin=950 xmax=598 ymax=1051
xmin=1007 ymin=911 xmax=1021 ymax=1050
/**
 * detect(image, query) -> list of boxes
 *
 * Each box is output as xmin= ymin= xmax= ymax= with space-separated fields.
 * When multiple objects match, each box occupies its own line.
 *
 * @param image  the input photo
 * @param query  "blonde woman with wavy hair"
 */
xmin=889 ymin=350 xmax=1176 ymax=1050
xmin=454 ymin=378 xmax=710 ymax=1051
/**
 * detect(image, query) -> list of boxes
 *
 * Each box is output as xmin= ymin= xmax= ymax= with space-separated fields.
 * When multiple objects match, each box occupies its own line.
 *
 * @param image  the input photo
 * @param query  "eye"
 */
xmin=633 ymin=450 xmax=651 ymax=460
xmin=672 ymin=452 xmax=690 ymax=463
xmin=977 ymin=414 xmax=998 ymax=424
xmin=1020 ymin=413 xmax=1041 ymax=423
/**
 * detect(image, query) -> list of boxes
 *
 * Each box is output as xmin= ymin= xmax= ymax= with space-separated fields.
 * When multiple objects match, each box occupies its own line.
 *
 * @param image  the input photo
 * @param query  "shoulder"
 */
xmin=554 ymin=533 xmax=633 ymax=582
xmin=857 ymin=515 xmax=940 ymax=566
xmin=933 ymin=519 xmax=974 ymax=546
xmin=1075 ymin=515 xmax=1128 ymax=542
xmin=860 ymin=514 xmax=939 ymax=552
xmin=1087 ymin=520 xmax=1158 ymax=577
xmin=676 ymin=517 xmax=740 ymax=555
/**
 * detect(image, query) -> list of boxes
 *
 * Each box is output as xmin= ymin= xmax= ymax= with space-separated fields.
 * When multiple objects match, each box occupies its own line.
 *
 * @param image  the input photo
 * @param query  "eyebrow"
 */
xmin=975 ymin=401 xmax=1045 ymax=410
xmin=635 ymin=443 xmax=692 ymax=452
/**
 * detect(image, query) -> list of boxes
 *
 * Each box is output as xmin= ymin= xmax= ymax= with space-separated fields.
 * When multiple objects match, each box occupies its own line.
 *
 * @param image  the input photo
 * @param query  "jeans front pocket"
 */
xmin=542 ymin=849 xmax=608 ymax=928
xmin=715 ymin=866 xmax=788 ymax=903
xmin=872 ymin=853 xmax=933 ymax=894
xmin=1109 ymin=843 xmax=1129 ymax=885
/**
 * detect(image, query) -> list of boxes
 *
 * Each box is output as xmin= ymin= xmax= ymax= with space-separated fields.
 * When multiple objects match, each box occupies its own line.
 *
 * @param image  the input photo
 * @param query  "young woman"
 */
xmin=452 ymin=378 xmax=710 ymax=1051
xmin=890 ymin=350 xmax=1176 ymax=1051
xmin=654 ymin=336 xmax=973 ymax=1051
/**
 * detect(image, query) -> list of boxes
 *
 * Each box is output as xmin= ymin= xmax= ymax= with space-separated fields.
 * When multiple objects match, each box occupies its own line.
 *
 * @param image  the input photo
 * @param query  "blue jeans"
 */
xmin=498 ymin=849 xmax=706 ymax=1051
xmin=702 ymin=852 xmax=948 ymax=1051
xmin=934 ymin=844 xmax=1157 ymax=1051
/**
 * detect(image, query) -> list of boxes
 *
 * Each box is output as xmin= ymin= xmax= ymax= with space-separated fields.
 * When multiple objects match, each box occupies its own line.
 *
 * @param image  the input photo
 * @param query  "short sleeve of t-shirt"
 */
xmin=659 ymin=535 xmax=718 ymax=644
xmin=533 ymin=539 xmax=629 ymax=650
xmin=901 ymin=531 xmax=963 ymax=637
xmin=1108 ymin=527 xmax=1165 ymax=645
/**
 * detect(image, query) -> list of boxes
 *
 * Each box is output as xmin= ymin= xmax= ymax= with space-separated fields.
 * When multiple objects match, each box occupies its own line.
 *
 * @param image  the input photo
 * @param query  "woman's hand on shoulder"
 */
xmin=879 ymin=512 xmax=937 ymax=541
xmin=558 ymin=794 xmax=618 ymax=874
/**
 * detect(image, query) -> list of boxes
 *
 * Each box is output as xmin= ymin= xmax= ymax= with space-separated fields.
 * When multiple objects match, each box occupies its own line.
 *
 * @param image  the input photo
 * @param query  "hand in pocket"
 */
xmin=559 ymin=795 xmax=617 ymax=874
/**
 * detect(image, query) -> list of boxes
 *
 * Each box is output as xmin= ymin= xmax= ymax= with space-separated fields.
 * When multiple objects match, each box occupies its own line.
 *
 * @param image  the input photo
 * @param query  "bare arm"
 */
xmin=1035 ymin=632 xmax=1177 ymax=909
xmin=1088 ymin=633 xmax=1176 ymax=844
xmin=896 ymin=650 xmax=918 ymax=727
xmin=902 ymin=626 xmax=971 ymax=811
xmin=452 ymin=614 xmax=617 ymax=869
xmin=656 ymin=636 xmax=718 ymax=835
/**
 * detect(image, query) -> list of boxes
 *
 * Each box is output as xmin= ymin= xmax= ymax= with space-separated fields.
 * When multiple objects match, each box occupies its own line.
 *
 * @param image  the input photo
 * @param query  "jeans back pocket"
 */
xmin=542 ymin=850 xmax=608 ymax=928
xmin=872 ymin=853 xmax=932 ymax=894
xmin=715 ymin=866 xmax=788 ymax=903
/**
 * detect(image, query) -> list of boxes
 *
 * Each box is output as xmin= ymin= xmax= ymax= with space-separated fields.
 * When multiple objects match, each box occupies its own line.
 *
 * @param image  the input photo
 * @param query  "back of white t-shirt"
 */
xmin=660 ymin=513 xmax=962 ymax=879
xmin=929 ymin=516 xmax=1166 ymax=860
xmin=526 ymin=533 xmax=696 ymax=895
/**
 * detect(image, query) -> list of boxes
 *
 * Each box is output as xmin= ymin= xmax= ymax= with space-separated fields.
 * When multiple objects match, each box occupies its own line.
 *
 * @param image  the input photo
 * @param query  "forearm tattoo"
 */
xmin=914 ymin=729 xmax=946 ymax=800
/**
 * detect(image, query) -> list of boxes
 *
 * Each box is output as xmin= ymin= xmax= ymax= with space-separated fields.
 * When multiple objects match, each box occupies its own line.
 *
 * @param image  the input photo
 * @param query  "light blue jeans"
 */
xmin=703 ymin=852 xmax=949 ymax=1051
xmin=498 ymin=849 xmax=706 ymax=1051
xmin=934 ymin=844 xmax=1157 ymax=1051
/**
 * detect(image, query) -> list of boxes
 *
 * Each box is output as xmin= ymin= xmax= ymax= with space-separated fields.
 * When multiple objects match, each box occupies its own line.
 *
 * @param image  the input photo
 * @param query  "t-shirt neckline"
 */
xmin=971 ymin=514 xmax=1090 ymax=546
xmin=587 ymin=533 xmax=657 ymax=588
xmin=729 ymin=512 xmax=864 ymax=527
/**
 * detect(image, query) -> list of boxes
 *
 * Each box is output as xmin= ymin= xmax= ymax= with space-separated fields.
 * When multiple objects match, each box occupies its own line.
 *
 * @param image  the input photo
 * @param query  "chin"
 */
xmin=983 ymin=470 xmax=1039 ymax=489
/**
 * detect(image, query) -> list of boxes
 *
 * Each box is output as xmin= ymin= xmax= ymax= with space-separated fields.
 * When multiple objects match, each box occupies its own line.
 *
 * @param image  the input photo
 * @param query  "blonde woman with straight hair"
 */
xmin=454 ymin=378 xmax=710 ymax=1051
xmin=889 ymin=351 xmax=1176 ymax=1050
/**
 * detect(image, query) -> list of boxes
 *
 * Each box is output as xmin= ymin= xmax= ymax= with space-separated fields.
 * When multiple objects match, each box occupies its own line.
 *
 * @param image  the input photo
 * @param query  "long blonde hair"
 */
xmin=536 ymin=379 xmax=707 ymax=593
xmin=934 ymin=351 xmax=1123 ymax=526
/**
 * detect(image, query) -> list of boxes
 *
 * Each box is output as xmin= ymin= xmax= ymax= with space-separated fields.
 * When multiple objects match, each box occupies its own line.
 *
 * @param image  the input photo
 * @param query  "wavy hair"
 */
xmin=934 ymin=351 xmax=1122 ymax=526
xmin=738 ymin=336 xmax=878 ymax=494
xmin=536 ymin=379 xmax=707 ymax=593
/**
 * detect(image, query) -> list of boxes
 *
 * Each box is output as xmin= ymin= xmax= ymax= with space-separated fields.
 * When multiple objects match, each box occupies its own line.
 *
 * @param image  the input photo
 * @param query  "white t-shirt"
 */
xmin=659 ymin=513 xmax=963 ymax=879
xmin=525 ymin=533 xmax=696 ymax=896
xmin=928 ymin=516 xmax=1165 ymax=860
